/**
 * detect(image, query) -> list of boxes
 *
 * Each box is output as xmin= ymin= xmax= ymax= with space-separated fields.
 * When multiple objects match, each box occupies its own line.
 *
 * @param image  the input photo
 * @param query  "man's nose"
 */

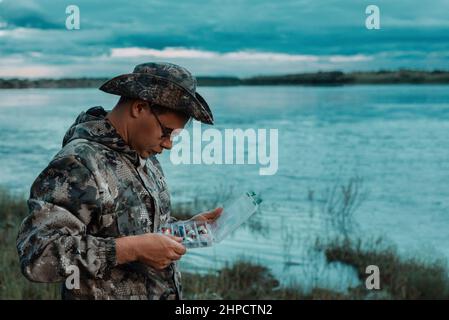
xmin=161 ymin=137 xmax=173 ymax=150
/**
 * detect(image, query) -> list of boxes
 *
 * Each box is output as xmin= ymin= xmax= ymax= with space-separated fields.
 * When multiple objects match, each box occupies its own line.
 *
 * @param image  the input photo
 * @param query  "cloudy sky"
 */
xmin=1 ymin=0 xmax=449 ymax=78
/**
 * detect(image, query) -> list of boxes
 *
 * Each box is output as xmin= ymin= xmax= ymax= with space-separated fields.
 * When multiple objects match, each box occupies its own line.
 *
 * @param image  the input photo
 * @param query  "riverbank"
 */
xmin=1 ymin=70 xmax=449 ymax=89
xmin=1 ymin=188 xmax=448 ymax=299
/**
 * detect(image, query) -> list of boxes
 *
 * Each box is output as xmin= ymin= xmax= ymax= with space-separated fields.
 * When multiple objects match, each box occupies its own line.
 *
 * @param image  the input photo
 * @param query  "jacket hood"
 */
xmin=62 ymin=106 xmax=141 ymax=166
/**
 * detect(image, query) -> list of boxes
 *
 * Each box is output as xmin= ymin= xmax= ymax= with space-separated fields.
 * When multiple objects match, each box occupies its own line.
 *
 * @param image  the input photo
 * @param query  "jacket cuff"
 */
xmin=98 ymin=238 xmax=117 ymax=277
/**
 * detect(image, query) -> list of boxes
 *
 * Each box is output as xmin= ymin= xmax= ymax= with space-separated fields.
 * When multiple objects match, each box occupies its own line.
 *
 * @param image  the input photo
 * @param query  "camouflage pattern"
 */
xmin=16 ymin=106 xmax=182 ymax=300
xmin=99 ymin=62 xmax=214 ymax=125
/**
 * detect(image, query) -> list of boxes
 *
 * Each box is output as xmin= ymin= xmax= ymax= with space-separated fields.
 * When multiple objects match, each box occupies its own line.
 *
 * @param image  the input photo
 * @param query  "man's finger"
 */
xmin=205 ymin=207 xmax=223 ymax=220
xmin=172 ymin=242 xmax=187 ymax=255
xmin=170 ymin=253 xmax=182 ymax=261
xmin=204 ymin=207 xmax=223 ymax=217
xmin=165 ymin=235 xmax=183 ymax=242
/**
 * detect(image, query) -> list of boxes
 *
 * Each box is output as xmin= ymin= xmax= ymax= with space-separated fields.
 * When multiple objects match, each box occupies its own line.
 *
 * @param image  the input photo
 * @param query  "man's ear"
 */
xmin=130 ymin=100 xmax=148 ymax=118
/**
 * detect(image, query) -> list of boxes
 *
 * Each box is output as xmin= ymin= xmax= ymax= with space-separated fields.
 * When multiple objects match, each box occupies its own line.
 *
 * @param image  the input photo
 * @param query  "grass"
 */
xmin=182 ymin=261 xmax=304 ymax=299
xmin=0 ymin=187 xmax=60 ymax=299
xmin=321 ymin=237 xmax=449 ymax=299
xmin=182 ymin=259 xmax=359 ymax=300
xmin=2 ymin=187 xmax=448 ymax=300
xmin=0 ymin=186 xmax=273 ymax=300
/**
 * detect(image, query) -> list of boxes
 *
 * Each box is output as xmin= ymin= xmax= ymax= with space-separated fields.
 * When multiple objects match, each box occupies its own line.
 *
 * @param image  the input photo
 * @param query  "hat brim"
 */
xmin=99 ymin=73 xmax=214 ymax=125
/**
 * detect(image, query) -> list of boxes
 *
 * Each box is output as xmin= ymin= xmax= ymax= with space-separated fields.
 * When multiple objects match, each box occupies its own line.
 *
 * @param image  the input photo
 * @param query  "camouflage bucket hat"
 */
xmin=99 ymin=62 xmax=214 ymax=124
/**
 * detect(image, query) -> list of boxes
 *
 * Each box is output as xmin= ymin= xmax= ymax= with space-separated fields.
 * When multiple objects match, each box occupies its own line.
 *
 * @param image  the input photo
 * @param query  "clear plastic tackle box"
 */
xmin=159 ymin=191 xmax=262 ymax=248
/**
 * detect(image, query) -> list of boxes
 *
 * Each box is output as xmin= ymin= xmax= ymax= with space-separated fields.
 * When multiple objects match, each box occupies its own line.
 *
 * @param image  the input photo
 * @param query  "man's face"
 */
xmin=129 ymin=100 xmax=189 ymax=159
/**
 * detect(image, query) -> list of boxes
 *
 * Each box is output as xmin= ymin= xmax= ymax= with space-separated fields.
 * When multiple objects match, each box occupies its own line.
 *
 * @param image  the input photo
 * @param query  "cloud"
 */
xmin=328 ymin=54 xmax=372 ymax=63
xmin=0 ymin=55 xmax=63 ymax=77
xmin=0 ymin=0 xmax=60 ymax=29
xmin=110 ymin=46 xmax=374 ymax=66
xmin=5 ymin=13 xmax=59 ymax=29
xmin=0 ymin=0 xmax=449 ymax=77
xmin=0 ymin=49 xmax=447 ymax=79
xmin=110 ymin=47 xmax=320 ymax=62
xmin=222 ymin=51 xmax=319 ymax=62
xmin=0 ymin=46 xmax=418 ymax=79
xmin=110 ymin=47 xmax=217 ymax=59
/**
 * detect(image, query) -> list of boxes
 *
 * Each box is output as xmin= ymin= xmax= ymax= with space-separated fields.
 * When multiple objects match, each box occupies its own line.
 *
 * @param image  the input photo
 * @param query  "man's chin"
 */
xmin=139 ymin=151 xmax=152 ymax=159
xmin=142 ymin=150 xmax=161 ymax=158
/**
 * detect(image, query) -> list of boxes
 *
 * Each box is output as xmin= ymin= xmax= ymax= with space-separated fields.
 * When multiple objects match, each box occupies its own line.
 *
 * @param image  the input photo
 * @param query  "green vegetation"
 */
xmin=183 ymin=261 xmax=304 ymax=299
xmin=184 ymin=235 xmax=449 ymax=300
xmin=1 ymin=187 xmax=448 ymax=300
xmin=2 ymin=70 xmax=449 ymax=89
xmin=240 ymin=70 xmax=449 ymax=85
xmin=322 ymin=237 xmax=449 ymax=299
xmin=0 ymin=187 xmax=60 ymax=299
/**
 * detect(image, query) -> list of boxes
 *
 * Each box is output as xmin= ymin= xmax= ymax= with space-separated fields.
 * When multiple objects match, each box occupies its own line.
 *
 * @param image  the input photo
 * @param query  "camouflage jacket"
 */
xmin=16 ymin=106 xmax=182 ymax=300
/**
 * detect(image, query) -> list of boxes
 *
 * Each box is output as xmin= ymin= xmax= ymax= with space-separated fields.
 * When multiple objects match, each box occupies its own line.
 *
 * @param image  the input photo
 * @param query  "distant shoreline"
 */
xmin=1 ymin=70 xmax=449 ymax=88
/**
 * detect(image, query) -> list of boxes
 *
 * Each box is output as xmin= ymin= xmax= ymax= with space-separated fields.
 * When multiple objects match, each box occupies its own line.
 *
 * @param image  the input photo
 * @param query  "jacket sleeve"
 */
xmin=16 ymin=155 xmax=117 ymax=283
xmin=168 ymin=215 xmax=179 ymax=223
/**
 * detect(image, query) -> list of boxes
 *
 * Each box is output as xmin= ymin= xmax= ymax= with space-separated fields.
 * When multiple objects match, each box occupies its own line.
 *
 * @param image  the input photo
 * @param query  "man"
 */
xmin=16 ymin=62 xmax=222 ymax=300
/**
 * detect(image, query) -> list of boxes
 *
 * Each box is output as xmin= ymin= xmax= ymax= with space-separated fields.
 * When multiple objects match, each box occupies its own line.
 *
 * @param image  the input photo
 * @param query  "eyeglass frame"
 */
xmin=150 ymin=108 xmax=174 ymax=139
xmin=144 ymin=101 xmax=192 ymax=139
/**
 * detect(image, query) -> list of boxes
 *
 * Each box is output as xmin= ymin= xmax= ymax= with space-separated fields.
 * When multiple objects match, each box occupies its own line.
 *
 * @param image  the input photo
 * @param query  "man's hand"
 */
xmin=116 ymin=233 xmax=186 ymax=270
xmin=189 ymin=207 xmax=223 ymax=223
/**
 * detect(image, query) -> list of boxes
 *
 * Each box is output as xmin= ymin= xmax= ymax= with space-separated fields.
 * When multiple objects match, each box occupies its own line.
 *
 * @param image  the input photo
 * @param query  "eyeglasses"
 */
xmin=149 ymin=107 xmax=174 ymax=139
